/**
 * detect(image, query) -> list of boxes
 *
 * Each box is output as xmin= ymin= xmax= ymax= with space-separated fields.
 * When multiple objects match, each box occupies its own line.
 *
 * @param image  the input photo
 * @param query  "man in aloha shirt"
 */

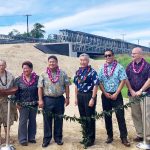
xmin=38 ymin=55 xmax=70 ymax=148
xmin=126 ymin=47 xmax=150 ymax=143
xmin=74 ymin=53 xmax=99 ymax=147
xmin=98 ymin=49 xmax=130 ymax=147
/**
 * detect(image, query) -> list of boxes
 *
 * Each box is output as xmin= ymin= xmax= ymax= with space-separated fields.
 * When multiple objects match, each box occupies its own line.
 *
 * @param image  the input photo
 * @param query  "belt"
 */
xmin=78 ymin=91 xmax=92 ymax=94
xmin=44 ymin=95 xmax=63 ymax=99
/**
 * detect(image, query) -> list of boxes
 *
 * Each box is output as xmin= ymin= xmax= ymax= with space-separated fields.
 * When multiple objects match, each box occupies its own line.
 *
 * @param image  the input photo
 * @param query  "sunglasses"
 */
xmin=104 ymin=54 xmax=112 ymax=58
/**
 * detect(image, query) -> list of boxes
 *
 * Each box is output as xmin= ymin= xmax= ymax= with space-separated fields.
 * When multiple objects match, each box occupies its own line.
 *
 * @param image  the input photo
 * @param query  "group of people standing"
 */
xmin=0 ymin=47 xmax=149 ymax=149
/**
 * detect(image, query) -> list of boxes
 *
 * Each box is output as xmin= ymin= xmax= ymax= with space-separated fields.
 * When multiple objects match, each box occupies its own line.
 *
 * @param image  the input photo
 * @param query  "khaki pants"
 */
xmin=129 ymin=96 xmax=150 ymax=141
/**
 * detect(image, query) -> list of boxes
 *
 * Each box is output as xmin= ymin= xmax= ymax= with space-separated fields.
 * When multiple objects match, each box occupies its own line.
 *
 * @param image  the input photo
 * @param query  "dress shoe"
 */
xmin=105 ymin=137 xmax=113 ymax=144
xmin=133 ymin=136 xmax=143 ymax=142
xmin=56 ymin=140 xmax=63 ymax=145
xmin=21 ymin=142 xmax=28 ymax=146
xmin=80 ymin=140 xmax=84 ymax=144
xmin=85 ymin=141 xmax=95 ymax=147
xmin=42 ymin=142 xmax=49 ymax=147
xmin=121 ymin=138 xmax=130 ymax=147
xmin=29 ymin=140 xmax=36 ymax=143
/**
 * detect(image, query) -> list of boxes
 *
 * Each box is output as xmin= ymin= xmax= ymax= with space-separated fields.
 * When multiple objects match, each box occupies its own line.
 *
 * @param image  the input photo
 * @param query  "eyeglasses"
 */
xmin=104 ymin=54 xmax=112 ymax=58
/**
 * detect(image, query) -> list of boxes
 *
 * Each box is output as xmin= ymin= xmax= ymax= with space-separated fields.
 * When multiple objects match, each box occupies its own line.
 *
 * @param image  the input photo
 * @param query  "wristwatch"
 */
xmin=91 ymin=97 xmax=95 ymax=100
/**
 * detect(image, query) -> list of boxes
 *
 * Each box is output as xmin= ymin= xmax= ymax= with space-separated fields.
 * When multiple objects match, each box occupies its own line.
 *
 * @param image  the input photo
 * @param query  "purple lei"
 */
xmin=104 ymin=60 xmax=117 ymax=77
xmin=132 ymin=58 xmax=145 ymax=74
xmin=22 ymin=72 xmax=37 ymax=86
xmin=77 ymin=65 xmax=91 ymax=83
xmin=47 ymin=67 xmax=60 ymax=83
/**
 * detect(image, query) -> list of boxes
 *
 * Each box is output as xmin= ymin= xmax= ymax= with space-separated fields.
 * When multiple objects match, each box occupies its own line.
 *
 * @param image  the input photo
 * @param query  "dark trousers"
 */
xmin=18 ymin=106 xmax=37 ymax=144
xmin=101 ymin=93 xmax=127 ymax=139
xmin=43 ymin=96 xmax=65 ymax=143
xmin=77 ymin=92 xmax=96 ymax=142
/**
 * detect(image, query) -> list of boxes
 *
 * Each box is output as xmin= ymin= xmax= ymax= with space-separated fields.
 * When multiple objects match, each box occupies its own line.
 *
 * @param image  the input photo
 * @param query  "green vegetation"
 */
xmin=144 ymin=55 xmax=150 ymax=63
xmin=121 ymin=86 xmax=128 ymax=98
xmin=8 ymin=23 xmax=45 ymax=38
xmin=30 ymin=23 xmax=45 ymax=38
xmin=115 ymin=54 xmax=131 ymax=68
xmin=116 ymin=55 xmax=130 ymax=98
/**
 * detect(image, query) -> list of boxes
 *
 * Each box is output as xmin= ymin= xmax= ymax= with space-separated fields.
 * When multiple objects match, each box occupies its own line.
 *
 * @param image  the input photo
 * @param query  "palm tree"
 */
xmin=30 ymin=23 xmax=45 ymax=38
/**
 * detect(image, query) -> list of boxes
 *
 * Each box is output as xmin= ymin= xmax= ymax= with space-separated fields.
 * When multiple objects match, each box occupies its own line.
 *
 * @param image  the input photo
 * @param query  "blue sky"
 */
xmin=0 ymin=0 xmax=150 ymax=47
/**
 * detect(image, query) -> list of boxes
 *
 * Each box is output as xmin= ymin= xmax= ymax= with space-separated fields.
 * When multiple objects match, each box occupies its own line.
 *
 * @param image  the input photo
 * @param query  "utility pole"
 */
xmin=121 ymin=34 xmax=126 ymax=41
xmin=24 ymin=14 xmax=32 ymax=36
xmin=121 ymin=34 xmax=126 ymax=53
xmin=137 ymin=39 xmax=140 ymax=45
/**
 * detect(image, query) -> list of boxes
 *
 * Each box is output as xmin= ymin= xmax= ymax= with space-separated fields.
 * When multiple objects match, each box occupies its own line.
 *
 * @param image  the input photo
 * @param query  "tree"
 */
xmin=8 ymin=29 xmax=20 ymax=37
xmin=21 ymin=32 xmax=31 ymax=38
xmin=30 ymin=23 xmax=45 ymax=38
xmin=47 ymin=34 xmax=58 ymax=42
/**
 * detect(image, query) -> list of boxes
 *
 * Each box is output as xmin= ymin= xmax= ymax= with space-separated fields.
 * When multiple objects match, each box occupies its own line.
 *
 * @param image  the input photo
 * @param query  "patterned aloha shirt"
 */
xmin=99 ymin=62 xmax=127 ymax=92
xmin=38 ymin=69 xmax=70 ymax=97
xmin=15 ymin=75 xmax=39 ymax=106
xmin=74 ymin=66 xmax=99 ymax=93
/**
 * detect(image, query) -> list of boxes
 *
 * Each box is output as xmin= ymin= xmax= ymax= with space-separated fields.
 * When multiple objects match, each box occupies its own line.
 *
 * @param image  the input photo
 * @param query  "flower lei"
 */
xmin=104 ymin=60 xmax=117 ymax=77
xmin=22 ymin=72 xmax=37 ymax=86
xmin=77 ymin=65 xmax=91 ymax=83
xmin=47 ymin=67 xmax=60 ymax=83
xmin=132 ymin=58 xmax=145 ymax=74
xmin=0 ymin=70 xmax=7 ymax=86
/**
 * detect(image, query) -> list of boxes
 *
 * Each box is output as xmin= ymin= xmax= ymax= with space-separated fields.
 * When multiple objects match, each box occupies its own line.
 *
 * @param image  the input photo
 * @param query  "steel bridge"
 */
xmin=56 ymin=29 xmax=150 ymax=54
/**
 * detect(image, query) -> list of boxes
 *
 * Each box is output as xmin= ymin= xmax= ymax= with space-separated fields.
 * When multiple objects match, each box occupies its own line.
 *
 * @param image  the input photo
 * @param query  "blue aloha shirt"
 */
xmin=98 ymin=62 xmax=127 ymax=92
xmin=74 ymin=66 xmax=99 ymax=93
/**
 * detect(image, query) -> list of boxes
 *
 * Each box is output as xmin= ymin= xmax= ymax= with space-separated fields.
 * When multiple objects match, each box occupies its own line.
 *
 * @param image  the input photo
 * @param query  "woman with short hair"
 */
xmin=15 ymin=61 xmax=39 ymax=146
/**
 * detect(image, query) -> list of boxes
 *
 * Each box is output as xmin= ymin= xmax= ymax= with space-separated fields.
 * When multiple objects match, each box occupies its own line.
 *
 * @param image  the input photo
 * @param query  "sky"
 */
xmin=0 ymin=0 xmax=150 ymax=47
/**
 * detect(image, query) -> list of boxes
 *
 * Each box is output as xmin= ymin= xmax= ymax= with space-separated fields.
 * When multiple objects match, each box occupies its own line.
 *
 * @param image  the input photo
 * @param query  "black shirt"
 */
xmin=15 ymin=75 xmax=39 ymax=106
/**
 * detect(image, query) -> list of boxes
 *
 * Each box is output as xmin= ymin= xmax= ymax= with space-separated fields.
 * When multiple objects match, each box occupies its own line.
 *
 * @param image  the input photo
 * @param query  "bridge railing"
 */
xmin=0 ymin=34 xmax=49 ymax=44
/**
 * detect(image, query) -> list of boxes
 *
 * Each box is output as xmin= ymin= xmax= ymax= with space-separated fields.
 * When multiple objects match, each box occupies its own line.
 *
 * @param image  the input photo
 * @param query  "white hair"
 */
xmin=79 ymin=53 xmax=90 ymax=60
xmin=132 ymin=47 xmax=143 ymax=54
xmin=0 ymin=59 xmax=6 ymax=65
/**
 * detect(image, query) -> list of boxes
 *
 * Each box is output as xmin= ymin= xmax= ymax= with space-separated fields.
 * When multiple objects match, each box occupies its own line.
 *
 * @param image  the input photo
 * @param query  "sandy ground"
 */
xmin=0 ymin=44 xmax=141 ymax=150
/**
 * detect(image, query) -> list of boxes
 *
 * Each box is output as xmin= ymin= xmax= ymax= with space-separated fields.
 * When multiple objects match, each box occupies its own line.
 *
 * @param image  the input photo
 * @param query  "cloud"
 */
xmin=0 ymin=0 xmax=150 ymax=47
xmin=0 ymin=0 xmax=41 ymax=15
xmin=44 ymin=1 xmax=150 ymax=31
xmin=126 ymin=29 xmax=150 ymax=47
xmin=92 ymin=28 xmax=150 ymax=47
xmin=0 ymin=23 xmax=31 ymax=34
xmin=126 ymin=30 xmax=150 ymax=39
